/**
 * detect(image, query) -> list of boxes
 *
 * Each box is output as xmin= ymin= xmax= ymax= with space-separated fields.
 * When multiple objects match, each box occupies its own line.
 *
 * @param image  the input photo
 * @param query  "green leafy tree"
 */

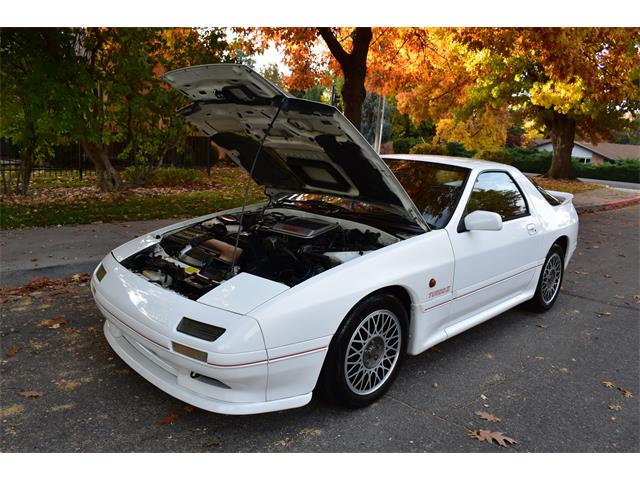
xmin=0 ymin=29 xmax=79 ymax=194
xmin=1 ymin=28 xmax=231 ymax=193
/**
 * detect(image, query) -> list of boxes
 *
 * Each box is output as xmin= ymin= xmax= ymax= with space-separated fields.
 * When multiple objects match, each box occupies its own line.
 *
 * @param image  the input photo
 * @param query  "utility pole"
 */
xmin=373 ymin=94 xmax=385 ymax=154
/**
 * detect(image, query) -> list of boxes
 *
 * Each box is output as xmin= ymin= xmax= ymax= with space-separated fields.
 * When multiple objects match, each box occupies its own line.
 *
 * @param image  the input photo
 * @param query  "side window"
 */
xmin=464 ymin=171 xmax=529 ymax=221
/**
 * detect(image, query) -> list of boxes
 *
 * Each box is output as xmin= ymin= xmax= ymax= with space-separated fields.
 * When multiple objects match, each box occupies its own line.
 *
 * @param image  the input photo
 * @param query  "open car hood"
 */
xmin=162 ymin=64 xmax=427 ymax=231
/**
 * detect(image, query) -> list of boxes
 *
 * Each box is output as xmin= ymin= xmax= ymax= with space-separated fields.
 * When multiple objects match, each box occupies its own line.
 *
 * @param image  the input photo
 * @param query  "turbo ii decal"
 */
xmin=428 ymin=285 xmax=451 ymax=299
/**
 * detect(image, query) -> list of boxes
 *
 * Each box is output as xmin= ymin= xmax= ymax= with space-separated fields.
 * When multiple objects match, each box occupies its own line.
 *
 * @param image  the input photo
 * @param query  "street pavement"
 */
xmin=1 ymin=206 xmax=639 ymax=452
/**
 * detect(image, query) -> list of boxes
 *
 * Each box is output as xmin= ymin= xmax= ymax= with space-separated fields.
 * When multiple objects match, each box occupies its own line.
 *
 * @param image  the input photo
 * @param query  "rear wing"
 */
xmin=546 ymin=190 xmax=574 ymax=206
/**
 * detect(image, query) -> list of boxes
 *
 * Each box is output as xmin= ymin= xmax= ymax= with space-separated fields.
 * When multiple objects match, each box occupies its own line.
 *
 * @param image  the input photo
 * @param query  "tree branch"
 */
xmin=317 ymin=27 xmax=350 ymax=67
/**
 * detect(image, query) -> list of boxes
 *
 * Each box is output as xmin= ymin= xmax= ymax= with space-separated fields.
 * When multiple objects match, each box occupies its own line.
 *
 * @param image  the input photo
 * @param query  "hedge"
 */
xmin=575 ymin=159 xmax=640 ymax=183
xmin=392 ymin=137 xmax=423 ymax=154
xmin=473 ymin=149 xmax=512 ymax=165
xmin=409 ymin=143 xmax=447 ymax=155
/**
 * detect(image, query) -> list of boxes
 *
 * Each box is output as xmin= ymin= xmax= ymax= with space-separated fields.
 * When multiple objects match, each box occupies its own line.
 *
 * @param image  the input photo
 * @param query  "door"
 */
xmin=445 ymin=171 xmax=544 ymax=325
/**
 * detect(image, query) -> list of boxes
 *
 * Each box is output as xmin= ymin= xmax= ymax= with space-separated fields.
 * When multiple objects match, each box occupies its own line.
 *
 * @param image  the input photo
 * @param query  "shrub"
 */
xmin=509 ymin=147 xmax=553 ymax=174
xmin=473 ymin=149 xmax=513 ymax=165
xmin=409 ymin=143 xmax=447 ymax=155
xmin=574 ymin=159 xmax=640 ymax=183
xmin=122 ymin=166 xmax=200 ymax=187
xmin=392 ymin=137 xmax=423 ymax=154
xmin=446 ymin=141 xmax=474 ymax=158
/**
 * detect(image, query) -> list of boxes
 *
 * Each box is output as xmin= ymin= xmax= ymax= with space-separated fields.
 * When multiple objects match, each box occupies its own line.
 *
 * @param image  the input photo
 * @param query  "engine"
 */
xmin=121 ymin=211 xmax=387 ymax=300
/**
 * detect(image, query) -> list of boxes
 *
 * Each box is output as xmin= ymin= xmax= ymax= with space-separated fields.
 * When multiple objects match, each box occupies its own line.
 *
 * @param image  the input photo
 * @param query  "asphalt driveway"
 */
xmin=1 ymin=206 xmax=638 ymax=452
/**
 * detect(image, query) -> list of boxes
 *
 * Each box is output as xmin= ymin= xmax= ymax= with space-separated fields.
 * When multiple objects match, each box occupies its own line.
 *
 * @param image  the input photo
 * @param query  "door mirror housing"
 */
xmin=463 ymin=210 xmax=503 ymax=232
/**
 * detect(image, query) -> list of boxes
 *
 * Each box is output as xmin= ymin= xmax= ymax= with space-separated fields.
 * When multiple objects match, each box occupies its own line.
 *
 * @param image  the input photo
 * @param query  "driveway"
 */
xmin=1 ymin=206 xmax=638 ymax=452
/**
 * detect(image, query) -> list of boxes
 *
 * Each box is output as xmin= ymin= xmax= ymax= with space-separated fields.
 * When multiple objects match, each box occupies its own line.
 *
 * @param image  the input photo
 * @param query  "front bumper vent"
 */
xmin=177 ymin=317 xmax=225 ymax=342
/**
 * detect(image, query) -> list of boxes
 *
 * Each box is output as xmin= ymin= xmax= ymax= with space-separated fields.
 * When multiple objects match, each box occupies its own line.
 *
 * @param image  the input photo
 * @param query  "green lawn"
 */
xmin=1 ymin=167 xmax=264 ymax=229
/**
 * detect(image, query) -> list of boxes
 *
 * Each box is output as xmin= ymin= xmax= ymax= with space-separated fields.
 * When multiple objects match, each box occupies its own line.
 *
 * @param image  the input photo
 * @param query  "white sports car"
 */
xmin=92 ymin=64 xmax=579 ymax=415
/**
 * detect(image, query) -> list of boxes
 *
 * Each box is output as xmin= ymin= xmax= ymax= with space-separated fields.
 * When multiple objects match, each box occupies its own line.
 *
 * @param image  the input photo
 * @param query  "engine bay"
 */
xmin=121 ymin=209 xmax=394 ymax=300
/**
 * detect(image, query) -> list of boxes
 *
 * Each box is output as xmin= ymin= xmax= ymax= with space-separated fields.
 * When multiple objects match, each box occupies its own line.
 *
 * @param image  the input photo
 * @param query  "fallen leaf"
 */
xmin=617 ymin=387 xmax=634 ymax=398
xmin=274 ymin=437 xmax=293 ymax=447
xmin=204 ymin=439 xmax=224 ymax=447
xmin=614 ymin=294 xmax=625 ymax=300
xmin=601 ymin=381 xmax=616 ymax=389
xmin=184 ymin=405 xmax=196 ymax=415
xmin=535 ymin=324 xmax=547 ymax=329
xmin=40 ymin=316 xmax=68 ymax=329
xmin=480 ymin=394 xmax=488 ymax=401
xmin=534 ymin=356 xmax=545 ymax=361
xmin=6 ymin=346 xmax=20 ymax=357
xmin=484 ymin=352 xmax=494 ymax=360
xmin=633 ymin=294 xmax=640 ymax=304
xmin=428 ymin=346 xmax=442 ymax=353
xmin=595 ymin=311 xmax=612 ymax=317
xmin=609 ymin=404 xmax=623 ymax=412
xmin=156 ymin=413 xmax=178 ymax=425
xmin=468 ymin=429 xmax=517 ymax=448
xmin=17 ymin=390 xmax=44 ymax=398
xmin=559 ymin=367 xmax=570 ymax=374
xmin=603 ymin=274 xmax=613 ymax=278
xmin=574 ymin=271 xmax=589 ymax=275
xmin=475 ymin=411 xmax=501 ymax=423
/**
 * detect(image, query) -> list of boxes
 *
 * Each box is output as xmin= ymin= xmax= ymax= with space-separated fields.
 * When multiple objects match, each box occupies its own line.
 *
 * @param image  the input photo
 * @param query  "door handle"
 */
xmin=527 ymin=223 xmax=537 ymax=235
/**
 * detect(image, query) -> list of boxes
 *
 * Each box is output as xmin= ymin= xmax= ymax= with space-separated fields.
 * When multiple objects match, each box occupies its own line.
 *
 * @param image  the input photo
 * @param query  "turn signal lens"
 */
xmin=96 ymin=264 xmax=107 ymax=282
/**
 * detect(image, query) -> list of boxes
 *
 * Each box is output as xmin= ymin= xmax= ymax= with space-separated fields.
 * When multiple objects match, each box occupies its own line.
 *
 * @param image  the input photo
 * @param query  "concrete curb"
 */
xmin=575 ymin=195 xmax=640 ymax=214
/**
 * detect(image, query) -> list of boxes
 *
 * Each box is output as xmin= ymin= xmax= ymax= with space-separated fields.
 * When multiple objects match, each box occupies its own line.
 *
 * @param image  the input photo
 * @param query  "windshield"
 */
xmin=384 ymin=159 xmax=470 ymax=229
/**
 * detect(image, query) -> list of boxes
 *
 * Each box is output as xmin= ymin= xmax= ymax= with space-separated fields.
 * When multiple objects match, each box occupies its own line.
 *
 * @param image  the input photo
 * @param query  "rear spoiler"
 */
xmin=546 ymin=190 xmax=574 ymax=205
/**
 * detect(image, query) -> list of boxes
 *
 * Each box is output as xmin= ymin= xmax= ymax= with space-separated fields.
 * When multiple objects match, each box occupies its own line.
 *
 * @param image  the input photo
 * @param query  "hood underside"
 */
xmin=162 ymin=64 xmax=427 ymax=230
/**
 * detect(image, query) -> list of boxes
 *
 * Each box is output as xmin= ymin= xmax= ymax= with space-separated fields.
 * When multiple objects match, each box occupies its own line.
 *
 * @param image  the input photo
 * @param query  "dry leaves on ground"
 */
xmin=601 ymin=380 xmax=635 ymax=398
xmin=156 ymin=413 xmax=178 ymax=426
xmin=17 ymin=390 xmax=44 ymax=398
xmin=0 ymin=274 xmax=90 ymax=304
xmin=595 ymin=310 xmax=612 ymax=317
xmin=468 ymin=429 xmax=517 ymax=448
xmin=40 ymin=317 xmax=68 ymax=329
xmin=6 ymin=346 xmax=21 ymax=357
xmin=609 ymin=404 xmax=623 ymax=412
xmin=475 ymin=411 xmax=501 ymax=423
xmin=204 ymin=439 xmax=224 ymax=448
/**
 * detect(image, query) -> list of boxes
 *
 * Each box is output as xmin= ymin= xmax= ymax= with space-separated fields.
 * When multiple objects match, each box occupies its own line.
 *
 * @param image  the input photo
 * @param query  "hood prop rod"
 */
xmin=228 ymin=96 xmax=287 ymax=277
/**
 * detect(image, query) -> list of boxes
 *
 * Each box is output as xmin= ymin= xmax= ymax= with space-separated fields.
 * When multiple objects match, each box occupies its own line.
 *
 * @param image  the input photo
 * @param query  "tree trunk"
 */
xmin=81 ymin=141 xmax=122 ymax=192
xmin=341 ymin=66 xmax=367 ymax=129
xmin=19 ymin=144 xmax=35 ymax=196
xmin=318 ymin=27 xmax=372 ymax=130
xmin=544 ymin=114 xmax=577 ymax=180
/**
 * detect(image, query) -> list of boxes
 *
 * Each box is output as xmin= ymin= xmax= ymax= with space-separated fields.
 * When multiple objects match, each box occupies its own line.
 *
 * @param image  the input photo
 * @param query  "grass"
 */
xmin=1 ymin=167 xmax=264 ymax=229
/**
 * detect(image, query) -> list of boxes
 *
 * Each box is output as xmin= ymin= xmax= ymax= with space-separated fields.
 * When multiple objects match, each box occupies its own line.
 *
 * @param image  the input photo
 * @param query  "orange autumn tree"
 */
xmin=236 ymin=28 xmax=461 ymax=130
xmin=397 ymin=28 xmax=640 ymax=178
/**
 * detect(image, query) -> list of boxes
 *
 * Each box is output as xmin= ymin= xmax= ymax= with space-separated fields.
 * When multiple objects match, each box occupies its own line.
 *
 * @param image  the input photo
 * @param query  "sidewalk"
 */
xmin=1 ymin=187 xmax=639 ymax=285
xmin=0 ymin=218 xmax=181 ymax=285
xmin=572 ymin=186 xmax=640 ymax=212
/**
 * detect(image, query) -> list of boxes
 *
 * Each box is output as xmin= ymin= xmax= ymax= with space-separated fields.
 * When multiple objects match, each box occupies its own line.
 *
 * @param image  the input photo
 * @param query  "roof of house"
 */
xmin=533 ymin=139 xmax=640 ymax=161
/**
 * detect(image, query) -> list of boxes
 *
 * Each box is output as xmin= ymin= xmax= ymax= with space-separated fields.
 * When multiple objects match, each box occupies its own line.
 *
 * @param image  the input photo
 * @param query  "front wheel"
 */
xmin=319 ymin=294 xmax=407 ymax=408
xmin=528 ymin=244 xmax=565 ymax=312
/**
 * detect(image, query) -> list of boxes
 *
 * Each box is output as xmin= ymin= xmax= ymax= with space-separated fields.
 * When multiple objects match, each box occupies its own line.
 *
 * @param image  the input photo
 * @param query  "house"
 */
xmin=532 ymin=140 xmax=640 ymax=164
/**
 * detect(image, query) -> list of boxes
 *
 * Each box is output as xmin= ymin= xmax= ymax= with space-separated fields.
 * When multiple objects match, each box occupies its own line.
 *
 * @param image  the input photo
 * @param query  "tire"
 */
xmin=319 ymin=293 xmax=408 ymax=408
xmin=528 ymin=243 xmax=565 ymax=312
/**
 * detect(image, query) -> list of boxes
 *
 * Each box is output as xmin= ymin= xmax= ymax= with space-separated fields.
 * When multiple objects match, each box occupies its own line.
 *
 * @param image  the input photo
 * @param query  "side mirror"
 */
xmin=463 ymin=210 xmax=503 ymax=232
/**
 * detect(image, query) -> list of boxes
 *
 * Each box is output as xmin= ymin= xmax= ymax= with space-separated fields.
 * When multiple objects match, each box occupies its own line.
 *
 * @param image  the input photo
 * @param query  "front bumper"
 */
xmin=103 ymin=319 xmax=311 ymax=415
xmin=92 ymin=254 xmax=317 ymax=415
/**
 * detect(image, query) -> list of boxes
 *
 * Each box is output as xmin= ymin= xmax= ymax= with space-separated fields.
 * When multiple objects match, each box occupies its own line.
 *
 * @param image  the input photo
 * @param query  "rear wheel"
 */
xmin=320 ymin=294 xmax=407 ymax=408
xmin=528 ymin=244 xmax=565 ymax=312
